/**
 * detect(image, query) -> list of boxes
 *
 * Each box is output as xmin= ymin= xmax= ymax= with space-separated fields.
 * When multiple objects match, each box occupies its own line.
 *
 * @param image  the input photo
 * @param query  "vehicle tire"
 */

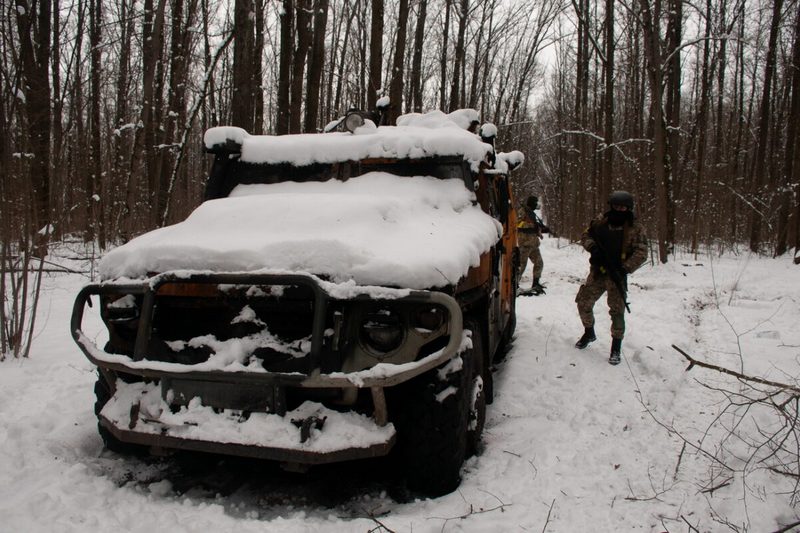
xmin=467 ymin=314 xmax=492 ymax=406
xmin=388 ymin=352 xmax=471 ymax=497
xmin=465 ymin=321 xmax=487 ymax=457
xmin=495 ymin=286 xmax=517 ymax=363
xmin=94 ymin=371 xmax=145 ymax=455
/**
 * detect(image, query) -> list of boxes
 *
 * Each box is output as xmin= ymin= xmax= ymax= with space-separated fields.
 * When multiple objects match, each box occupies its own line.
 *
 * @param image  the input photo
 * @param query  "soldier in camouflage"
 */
xmin=517 ymin=195 xmax=549 ymax=295
xmin=574 ymin=191 xmax=648 ymax=365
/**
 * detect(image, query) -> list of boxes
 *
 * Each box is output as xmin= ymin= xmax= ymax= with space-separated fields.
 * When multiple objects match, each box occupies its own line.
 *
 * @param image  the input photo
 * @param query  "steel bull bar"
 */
xmin=71 ymin=272 xmax=465 ymax=464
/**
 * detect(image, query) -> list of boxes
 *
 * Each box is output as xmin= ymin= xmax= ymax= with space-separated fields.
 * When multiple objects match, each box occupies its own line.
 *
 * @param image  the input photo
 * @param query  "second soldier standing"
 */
xmin=517 ymin=195 xmax=549 ymax=295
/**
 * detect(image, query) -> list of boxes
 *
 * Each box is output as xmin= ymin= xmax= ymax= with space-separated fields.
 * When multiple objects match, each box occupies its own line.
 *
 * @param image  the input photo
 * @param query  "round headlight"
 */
xmin=360 ymin=310 xmax=404 ymax=355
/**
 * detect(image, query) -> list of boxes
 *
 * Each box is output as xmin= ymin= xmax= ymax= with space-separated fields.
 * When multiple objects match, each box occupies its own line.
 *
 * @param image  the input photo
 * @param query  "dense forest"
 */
xmin=1 ymin=0 xmax=800 ymax=354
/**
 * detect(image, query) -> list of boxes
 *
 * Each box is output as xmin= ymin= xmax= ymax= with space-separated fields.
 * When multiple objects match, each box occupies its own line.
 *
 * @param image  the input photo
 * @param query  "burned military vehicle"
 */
xmin=71 ymin=109 xmax=524 ymax=496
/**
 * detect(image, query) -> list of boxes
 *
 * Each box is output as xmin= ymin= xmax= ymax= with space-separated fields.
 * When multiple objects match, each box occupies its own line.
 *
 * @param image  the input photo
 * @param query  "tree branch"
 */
xmin=672 ymin=344 xmax=800 ymax=395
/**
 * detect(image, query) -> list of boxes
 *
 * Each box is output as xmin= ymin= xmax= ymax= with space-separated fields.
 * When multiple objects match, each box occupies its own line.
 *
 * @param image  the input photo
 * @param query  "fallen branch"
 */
xmin=366 ymin=516 xmax=395 ymax=533
xmin=772 ymin=519 xmax=800 ymax=533
xmin=363 ymin=507 xmax=395 ymax=533
xmin=672 ymin=345 xmax=800 ymax=395
xmin=673 ymin=441 xmax=686 ymax=481
xmin=768 ymin=466 xmax=800 ymax=479
xmin=681 ymin=515 xmax=701 ymax=532
xmin=699 ymin=476 xmax=733 ymax=494
xmin=428 ymin=490 xmax=511 ymax=532
xmin=541 ymin=498 xmax=555 ymax=533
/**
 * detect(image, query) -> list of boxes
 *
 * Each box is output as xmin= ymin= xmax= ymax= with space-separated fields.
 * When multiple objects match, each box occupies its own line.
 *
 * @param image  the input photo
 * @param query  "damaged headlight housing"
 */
xmin=360 ymin=308 xmax=405 ymax=356
xmin=356 ymin=303 xmax=449 ymax=362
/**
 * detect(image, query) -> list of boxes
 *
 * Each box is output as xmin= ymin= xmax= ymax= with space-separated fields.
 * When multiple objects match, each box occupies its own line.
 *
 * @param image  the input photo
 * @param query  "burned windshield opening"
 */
xmin=204 ymin=157 xmax=473 ymax=200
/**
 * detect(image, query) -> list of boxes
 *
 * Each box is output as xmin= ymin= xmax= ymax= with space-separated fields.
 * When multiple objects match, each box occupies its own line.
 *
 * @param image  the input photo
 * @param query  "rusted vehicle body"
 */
xmin=71 ymin=109 xmax=523 ymax=496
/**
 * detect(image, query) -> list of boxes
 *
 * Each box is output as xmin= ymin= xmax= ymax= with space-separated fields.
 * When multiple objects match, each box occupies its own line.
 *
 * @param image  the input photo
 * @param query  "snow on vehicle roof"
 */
xmin=99 ymin=172 xmax=503 ymax=289
xmin=493 ymin=150 xmax=525 ymax=173
xmin=203 ymin=110 xmax=492 ymax=167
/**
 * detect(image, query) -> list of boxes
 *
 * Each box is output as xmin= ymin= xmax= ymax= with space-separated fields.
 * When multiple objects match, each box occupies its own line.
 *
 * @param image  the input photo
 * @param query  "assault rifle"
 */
xmin=533 ymin=213 xmax=550 ymax=233
xmin=525 ymin=208 xmax=550 ymax=234
xmin=588 ymin=228 xmax=631 ymax=313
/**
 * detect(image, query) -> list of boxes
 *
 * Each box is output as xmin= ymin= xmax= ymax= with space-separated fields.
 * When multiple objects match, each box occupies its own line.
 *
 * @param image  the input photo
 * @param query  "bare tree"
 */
xmin=368 ymin=0 xmax=384 ymax=108
xmin=447 ymin=0 xmax=469 ymax=112
xmin=600 ymin=0 xmax=614 ymax=201
xmin=664 ymin=0 xmax=682 ymax=249
xmin=232 ymin=0 xmax=258 ymax=131
xmin=130 ymin=0 xmax=167 ymax=229
xmin=388 ymin=0 xmax=409 ymax=123
xmin=639 ymin=0 xmax=672 ymax=263
xmin=14 ymin=0 xmax=52 ymax=235
xmin=749 ymin=0 xmax=784 ymax=253
xmin=788 ymin=5 xmax=800 ymax=260
xmin=276 ymin=0 xmax=294 ymax=134
xmin=89 ymin=0 xmax=104 ymax=245
xmin=409 ymin=0 xmax=428 ymax=112
xmin=290 ymin=0 xmax=313 ymax=132
xmin=439 ymin=0 xmax=451 ymax=110
xmin=304 ymin=0 xmax=329 ymax=131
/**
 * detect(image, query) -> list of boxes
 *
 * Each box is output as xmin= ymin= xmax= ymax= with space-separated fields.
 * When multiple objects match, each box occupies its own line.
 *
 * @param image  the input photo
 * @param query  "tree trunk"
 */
xmin=111 ymin=0 xmax=134 ymax=239
xmin=690 ymin=0 xmax=712 ymax=254
xmin=600 ymin=0 xmax=613 ymax=201
xmin=783 ymin=4 xmax=800 ymax=257
xmin=639 ymin=0 xmax=670 ymax=263
xmin=664 ymin=0 xmax=681 ymax=249
xmin=158 ymin=0 xmax=198 ymax=225
xmin=749 ymin=0 xmax=783 ymax=253
xmin=15 ymin=0 xmax=52 ymax=234
xmin=447 ymin=0 xmax=468 ymax=112
xmin=573 ymin=0 xmax=589 ymax=222
xmin=387 ymin=0 xmax=409 ymax=122
xmin=367 ymin=0 xmax=384 ymax=109
xmin=333 ymin=0 xmax=353 ymax=115
xmin=304 ymin=0 xmax=329 ymax=132
xmin=410 ymin=0 xmax=428 ymax=112
xmin=468 ymin=0 xmax=493 ymax=110
xmin=439 ymin=0 xmax=451 ymax=110
xmin=51 ymin=0 xmax=62 ymax=191
xmin=130 ymin=0 xmax=167 ymax=230
xmin=254 ymin=0 xmax=265 ymax=134
xmin=276 ymin=0 xmax=294 ymax=135
xmin=89 ymin=0 xmax=104 ymax=245
xmin=290 ymin=0 xmax=313 ymax=133
xmin=73 ymin=0 xmax=87 ymax=238
xmin=232 ymin=0 xmax=257 ymax=131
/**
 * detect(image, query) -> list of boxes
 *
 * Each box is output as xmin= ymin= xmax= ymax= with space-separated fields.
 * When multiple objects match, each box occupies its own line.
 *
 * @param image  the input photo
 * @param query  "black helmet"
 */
xmin=608 ymin=190 xmax=634 ymax=210
xmin=526 ymin=195 xmax=539 ymax=210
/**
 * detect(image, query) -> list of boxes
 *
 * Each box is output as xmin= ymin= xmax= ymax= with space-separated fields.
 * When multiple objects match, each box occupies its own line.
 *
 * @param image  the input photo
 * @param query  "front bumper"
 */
xmin=99 ymin=380 xmax=398 ymax=464
xmin=72 ymin=272 xmax=466 ymax=462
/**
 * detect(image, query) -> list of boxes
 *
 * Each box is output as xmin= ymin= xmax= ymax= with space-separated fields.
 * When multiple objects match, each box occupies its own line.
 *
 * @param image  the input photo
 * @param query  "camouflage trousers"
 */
xmin=575 ymin=269 xmax=627 ymax=339
xmin=518 ymin=233 xmax=543 ymax=280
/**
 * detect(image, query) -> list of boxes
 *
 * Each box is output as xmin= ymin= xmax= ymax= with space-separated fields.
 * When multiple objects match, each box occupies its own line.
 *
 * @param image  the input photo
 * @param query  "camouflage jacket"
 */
xmin=580 ymin=215 xmax=648 ymax=274
xmin=517 ymin=209 xmax=548 ymax=237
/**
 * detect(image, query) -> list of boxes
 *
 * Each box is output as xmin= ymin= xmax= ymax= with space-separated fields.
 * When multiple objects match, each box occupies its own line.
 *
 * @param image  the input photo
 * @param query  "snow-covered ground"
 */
xmin=2 ymin=238 xmax=799 ymax=532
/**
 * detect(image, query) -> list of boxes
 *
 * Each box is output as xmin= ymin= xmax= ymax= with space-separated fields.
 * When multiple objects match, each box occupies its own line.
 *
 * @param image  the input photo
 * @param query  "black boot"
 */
xmin=531 ymin=278 xmax=545 ymax=295
xmin=575 ymin=326 xmax=596 ymax=349
xmin=609 ymin=338 xmax=622 ymax=365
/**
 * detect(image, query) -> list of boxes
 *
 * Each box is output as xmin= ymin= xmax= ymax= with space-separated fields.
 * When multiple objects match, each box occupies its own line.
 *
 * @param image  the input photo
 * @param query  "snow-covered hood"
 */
xmin=99 ymin=172 xmax=503 ymax=289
